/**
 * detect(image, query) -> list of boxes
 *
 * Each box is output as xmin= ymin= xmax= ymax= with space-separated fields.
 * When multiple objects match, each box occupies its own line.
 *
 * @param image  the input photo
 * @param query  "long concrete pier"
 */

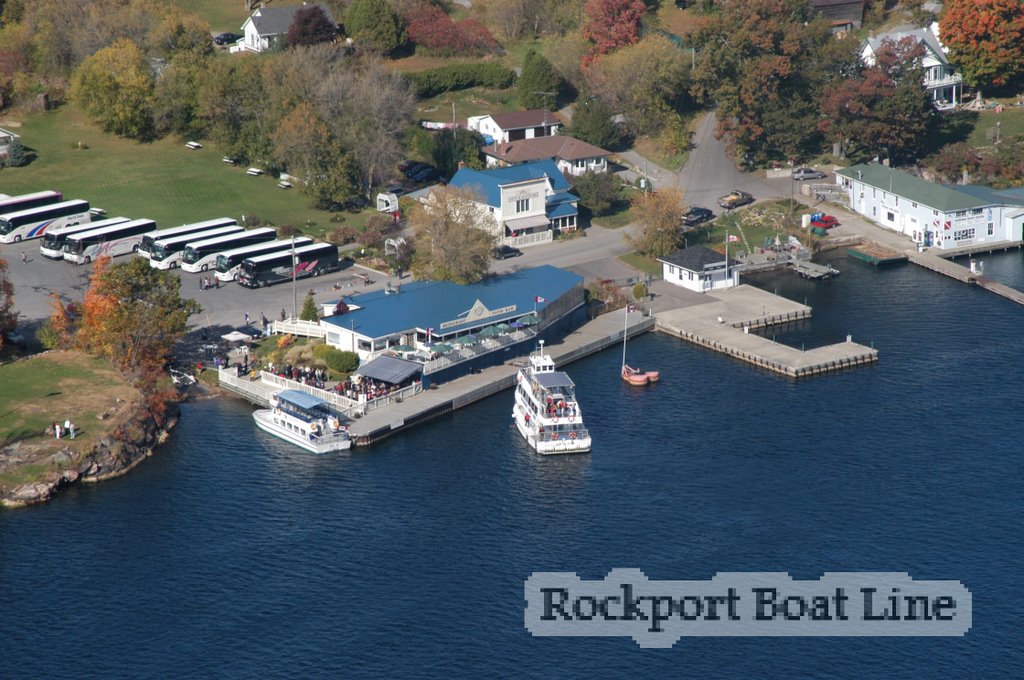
xmin=907 ymin=245 xmax=1024 ymax=306
xmin=654 ymin=285 xmax=878 ymax=378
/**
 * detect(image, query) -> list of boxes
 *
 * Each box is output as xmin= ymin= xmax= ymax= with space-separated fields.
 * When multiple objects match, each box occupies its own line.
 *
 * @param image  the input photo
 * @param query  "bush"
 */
xmin=572 ymin=171 xmax=621 ymax=216
xmin=632 ymin=282 xmax=648 ymax=301
xmin=405 ymin=63 xmax=516 ymax=98
xmin=313 ymin=344 xmax=360 ymax=374
xmin=405 ymin=5 xmax=498 ymax=57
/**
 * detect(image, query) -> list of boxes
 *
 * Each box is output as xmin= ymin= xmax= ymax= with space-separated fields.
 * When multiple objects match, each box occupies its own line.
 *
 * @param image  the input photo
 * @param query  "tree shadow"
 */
xmin=920 ymin=111 xmax=979 ymax=156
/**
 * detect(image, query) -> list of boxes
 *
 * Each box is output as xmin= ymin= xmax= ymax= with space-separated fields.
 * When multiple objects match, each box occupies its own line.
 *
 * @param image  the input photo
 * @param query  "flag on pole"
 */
xmin=534 ymin=295 xmax=546 ymax=303
xmin=727 ymin=234 xmax=740 ymax=243
xmin=627 ymin=305 xmax=637 ymax=313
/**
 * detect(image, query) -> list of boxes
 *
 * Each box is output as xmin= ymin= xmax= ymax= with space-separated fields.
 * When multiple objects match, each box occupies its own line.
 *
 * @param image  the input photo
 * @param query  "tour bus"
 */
xmin=40 ymin=217 xmax=130 ymax=259
xmin=63 ymin=219 xmax=157 ymax=265
xmin=0 ymin=190 xmax=63 ymax=216
xmin=137 ymin=217 xmax=237 ymax=259
xmin=149 ymin=224 xmax=245 ymax=270
xmin=180 ymin=227 xmax=278 ymax=273
xmin=215 ymin=237 xmax=312 ymax=282
xmin=237 ymin=242 xmax=342 ymax=288
xmin=0 ymin=199 xmax=91 ymax=244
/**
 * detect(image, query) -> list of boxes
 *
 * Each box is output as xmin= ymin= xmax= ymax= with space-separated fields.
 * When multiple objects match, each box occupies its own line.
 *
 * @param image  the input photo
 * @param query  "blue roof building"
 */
xmin=320 ymin=266 xmax=587 ymax=374
xmin=446 ymin=160 xmax=579 ymax=248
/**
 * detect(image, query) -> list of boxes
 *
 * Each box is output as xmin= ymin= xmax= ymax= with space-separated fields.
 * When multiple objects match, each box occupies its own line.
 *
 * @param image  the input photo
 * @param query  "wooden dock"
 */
xmin=906 ymin=249 xmax=1024 ymax=306
xmin=848 ymin=242 xmax=908 ymax=266
xmin=791 ymin=260 xmax=839 ymax=279
xmin=654 ymin=285 xmax=877 ymax=378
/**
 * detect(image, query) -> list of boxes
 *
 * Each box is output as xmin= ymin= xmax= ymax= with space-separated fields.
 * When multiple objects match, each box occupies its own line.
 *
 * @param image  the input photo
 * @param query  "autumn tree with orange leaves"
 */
xmin=939 ymin=0 xmax=1024 ymax=89
xmin=581 ymin=0 xmax=646 ymax=66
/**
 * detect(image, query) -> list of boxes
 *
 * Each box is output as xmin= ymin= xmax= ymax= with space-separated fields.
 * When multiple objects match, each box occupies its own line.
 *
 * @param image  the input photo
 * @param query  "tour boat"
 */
xmin=253 ymin=389 xmax=352 ymax=453
xmin=620 ymin=305 xmax=659 ymax=385
xmin=512 ymin=341 xmax=591 ymax=454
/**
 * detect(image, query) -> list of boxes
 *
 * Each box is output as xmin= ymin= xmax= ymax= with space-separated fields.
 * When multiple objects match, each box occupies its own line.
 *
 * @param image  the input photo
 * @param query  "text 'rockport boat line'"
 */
xmin=512 ymin=341 xmax=592 ymax=454
xmin=253 ymin=389 xmax=351 ymax=453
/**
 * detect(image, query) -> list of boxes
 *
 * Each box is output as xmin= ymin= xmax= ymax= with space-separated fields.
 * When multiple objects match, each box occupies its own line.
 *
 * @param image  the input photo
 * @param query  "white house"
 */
xmin=445 ymin=159 xmax=579 ymax=248
xmin=861 ymin=22 xmax=962 ymax=109
xmin=481 ymin=135 xmax=609 ymax=177
xmin=234 ymin=3 xmax=335 ymax=54
xmin=466 ymin=110 xmax=561 ymax=145
xmin=835 ymin=164 xmax=1024 ymax=250
xmin=658 ymin=246 xmax=739 ymax=293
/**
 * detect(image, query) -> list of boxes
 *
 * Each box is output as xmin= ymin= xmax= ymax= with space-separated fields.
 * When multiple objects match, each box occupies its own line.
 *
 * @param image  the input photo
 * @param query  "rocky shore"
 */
xmin=0 ymin=404 xmax=180 ymax=509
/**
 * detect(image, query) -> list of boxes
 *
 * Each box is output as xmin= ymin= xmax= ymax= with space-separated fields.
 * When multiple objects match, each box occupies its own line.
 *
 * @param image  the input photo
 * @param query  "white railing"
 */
xmin=925 ymin=72 xmax=962 ymax=88
xmin=421 ymin=328 xmax=537 ymax=375
xmin=217 ymin=367 xmax=278 ymax=405
xmin=260 ymin=371 xmax=359 ymax=413
xmin=271 ymin=319 xmax=324 ymax=338
xmin=506 ymin=231 xmax=552 ymax=247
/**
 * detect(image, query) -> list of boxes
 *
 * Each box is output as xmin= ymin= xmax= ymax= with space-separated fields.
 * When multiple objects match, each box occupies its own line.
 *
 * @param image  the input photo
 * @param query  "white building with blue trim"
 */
xmin=836 ymin=164 xmax=1024 ymax=250
xmin=447 ymin=159 xmax=579 ymax=249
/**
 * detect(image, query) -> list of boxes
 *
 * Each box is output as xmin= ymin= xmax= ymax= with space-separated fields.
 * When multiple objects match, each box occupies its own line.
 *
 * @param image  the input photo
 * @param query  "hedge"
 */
xmin=405 ymin=63 xmax=516 ymax=98
xmin=313 ymin=344 xmax=360 ymax=374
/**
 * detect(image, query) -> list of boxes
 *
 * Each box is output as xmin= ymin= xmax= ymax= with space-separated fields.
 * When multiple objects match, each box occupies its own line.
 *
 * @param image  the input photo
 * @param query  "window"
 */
xmin=895 ymin=196 xmax=899 ymax=206
xmin=953 ymin=228 xmax=975 ymax=241
xmin=886 ymin=211 xmax=894 ymax=222
xmin=912 ymin=202 xmax=918 ymax=208
xmin=988 ymin=223 xmax=994 ymax=236
xmin=933 ymin=209 xmax=938 ymax=216
xmin=515 ymin=198 xmax=530 ymax=213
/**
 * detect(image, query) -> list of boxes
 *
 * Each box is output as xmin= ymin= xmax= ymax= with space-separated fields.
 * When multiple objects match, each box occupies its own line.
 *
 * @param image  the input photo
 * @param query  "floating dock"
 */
xmin=791 ymin=260 xmax=840 ymax=279
xmin=654 ymin=285 xmax=877 ymax=378
xmin=848 ymin=242 xmax=908 ymax=266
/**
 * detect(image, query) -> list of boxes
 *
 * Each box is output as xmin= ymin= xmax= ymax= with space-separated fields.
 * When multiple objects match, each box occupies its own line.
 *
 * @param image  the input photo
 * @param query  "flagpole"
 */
xmin=291 ymin=235 xmax=297 ymax=320
xmin=621 ymin=304 xmax=628 ymax=370
xmin=725 ymin=233 xmax=729 ymax=287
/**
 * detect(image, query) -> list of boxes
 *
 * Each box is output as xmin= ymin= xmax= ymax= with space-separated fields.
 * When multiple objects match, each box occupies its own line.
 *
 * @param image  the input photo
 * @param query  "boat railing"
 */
xmin=539 ymin=428 xmax=588 ymax=443
xmin=310 ymin=429 xmax=351 ymax=452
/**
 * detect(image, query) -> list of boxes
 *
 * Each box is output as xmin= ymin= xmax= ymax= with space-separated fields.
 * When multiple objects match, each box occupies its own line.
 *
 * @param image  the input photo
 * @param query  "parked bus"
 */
xmin=215 ymin=237 xmax=312 ymax=282
xmin=0 ymin=190 xmax=63 ymax=216
xmin=40 ymin=217 xmax=129 ymax=259
xmin=137 ymin=218 xmax=237 ymax=259
xmin=180 ymin=227 xmax=278 ymax=273
xmin=149 ymin=225 xmax=245 ymax=270
xmin=0 ymin=199 xmax=90 ymax=243
xmin=63 ymin=219 xmax=157 ymax=265
xmin=237 ymin=242 xmax=342 ymax=288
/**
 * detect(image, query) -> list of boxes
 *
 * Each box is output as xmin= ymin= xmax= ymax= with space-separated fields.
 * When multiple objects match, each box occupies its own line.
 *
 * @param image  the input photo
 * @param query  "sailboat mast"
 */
xmin=621 ymin=305 xmax=628 ymax=369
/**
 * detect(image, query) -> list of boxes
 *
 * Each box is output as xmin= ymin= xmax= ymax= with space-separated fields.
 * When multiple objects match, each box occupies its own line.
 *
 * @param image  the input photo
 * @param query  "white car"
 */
xmin=792 ymin=167 xmax=828 ymax=181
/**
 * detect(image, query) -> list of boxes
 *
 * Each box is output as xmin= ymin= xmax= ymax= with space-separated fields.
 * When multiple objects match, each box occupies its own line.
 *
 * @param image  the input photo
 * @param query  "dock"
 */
xmin=791 ymin=260 xmax=839 ymax=279
xmin=848 ymin=242 xmax=908 ymax=266
xmin=907 ymin=249 xmax=1024 ymax=306
xmin=654 ymin=285 xmax=877 ymax=378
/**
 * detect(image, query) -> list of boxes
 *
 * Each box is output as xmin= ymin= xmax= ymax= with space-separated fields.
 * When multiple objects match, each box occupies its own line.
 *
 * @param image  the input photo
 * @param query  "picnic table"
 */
xmin=185 ymin=141 xmax=203 ymax=150
xmin=246 ymin=167 xmax=264 ymax=176
xmin=278 ymin=180 xmax=292 ymax=189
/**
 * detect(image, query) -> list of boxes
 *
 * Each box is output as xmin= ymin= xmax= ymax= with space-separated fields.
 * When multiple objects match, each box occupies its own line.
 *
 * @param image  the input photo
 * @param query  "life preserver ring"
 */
xmin=570 ymin=431 xmax=577 ymax=440
xmin=569 ymin=415 xmax=575 ymax=422
xmin=551 ymin=433 xmax=559 ymax=441
xmin=551 ymin=416 xmax=559 ymax=423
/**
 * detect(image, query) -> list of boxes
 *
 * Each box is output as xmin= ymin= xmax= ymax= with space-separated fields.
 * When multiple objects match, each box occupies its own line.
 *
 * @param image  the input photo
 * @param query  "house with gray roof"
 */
xmin=861 ymin=22 xmax=962 ymax=109
xmin=658 ymin=246 xmax=739 ymax=293
xmin=835 ymin=164 xmax=1024 ymax=249
xmin=235 ymin=3 xmax=335 ymax=53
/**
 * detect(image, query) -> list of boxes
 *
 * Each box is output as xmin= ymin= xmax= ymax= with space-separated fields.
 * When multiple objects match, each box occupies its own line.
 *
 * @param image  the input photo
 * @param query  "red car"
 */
xmin=811 ymin=215 xmax=839 ymax=229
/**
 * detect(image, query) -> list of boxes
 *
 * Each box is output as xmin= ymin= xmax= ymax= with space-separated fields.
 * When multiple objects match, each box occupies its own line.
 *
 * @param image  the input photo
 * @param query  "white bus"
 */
xmin=0 ymin=199 xmax=90 ymax=243
xmin=181 ymin=227 xmax=278 ymax=273
xmin=149 ymin=224 xmax=245 ymax=269
xmin=63 ymin=219 xmax=157 ymax=265
xmin=215 ymin=237 xmax=312 ymax=282
xmin=0 ymin=190 xmax=63 ymax=215
xmin=40 ymin=217 xmax=129 ymax=259
xmin=138 ymin=218 xmax=237 ymax=259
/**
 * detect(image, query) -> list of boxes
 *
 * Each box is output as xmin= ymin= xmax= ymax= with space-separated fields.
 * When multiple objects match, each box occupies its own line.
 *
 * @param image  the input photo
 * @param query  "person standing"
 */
xmin=244 ymin=312 xmax=250 ymax=326
xmin=69 ymin=422 xmax=76 ymax=439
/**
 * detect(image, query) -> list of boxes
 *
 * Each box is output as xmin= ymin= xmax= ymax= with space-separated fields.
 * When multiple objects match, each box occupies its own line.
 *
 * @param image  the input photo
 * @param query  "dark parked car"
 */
xmin=404 ymin=162 xmax=429 ymax=178
xmin=717 ymin=190 xmax=755 ymax=210
xmin=412 ymin=167 xmax=437 ymax=182
xmin=492 ymin=245 xmax=523 ymax=260
xmin=213 ymin=32 xmax=241 ymax=46
xmin=2 ymin=329 xmax=27 ymax=350
xmin=792 ymin=167 xmax=828 ymax=181
xmin=681 ymin=206 xmax=714 ymax=227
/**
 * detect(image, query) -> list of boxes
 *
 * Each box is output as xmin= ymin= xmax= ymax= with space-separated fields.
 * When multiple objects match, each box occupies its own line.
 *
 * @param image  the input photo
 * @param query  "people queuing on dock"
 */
xmin=332 ymin=375 xmax=419 ymax=402
xmin=271 ymin=364 xmax=328 ymax=390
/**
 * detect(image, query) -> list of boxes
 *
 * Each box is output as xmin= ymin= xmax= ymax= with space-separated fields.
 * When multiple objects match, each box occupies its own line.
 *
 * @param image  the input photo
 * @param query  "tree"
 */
xmin=0 ymin=256 xmax=16 ymax=340
xmin=940 ymin=0 xmax=1024 ymax=89
xmin=75 ymin=257 xmax=200 ymax=382
xmin=518 ymin=50 xmax=562 ymax=110
xmin=345 ymin=0 xmax=402 ymax=54
xmin=0 ymin=137 xmax=27 ymax=167
xmin=300 ymin=292 xmax=319 ymax=321
xmin=429 ymin=129 xmax=486 ymax=177
xmin=626 ymin=188 xmax=684 ymax=258
xmin=581 ymin=0 xmax=646 ymax=62
xmin=572 ymin=171 xmax=621 ymax=216
xmin=410 ymin=186 xmax=496 ymax=284
xmin=70 ymin=39 xmax=154 ymax=139
xmin=152 ymin=50 xmax=211 ymax=138
xmin=287 ymin=5 xmax=337 ymax=48
xmin=570 ymin=97 xmax=618 ymax=149
xmin=271 ymin=101 xmax=358 ymax=207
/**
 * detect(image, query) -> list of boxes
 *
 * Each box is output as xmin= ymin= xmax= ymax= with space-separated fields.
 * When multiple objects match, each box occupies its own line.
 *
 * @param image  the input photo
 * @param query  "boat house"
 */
xmin=658 ymin=246 xmax=739 ymax=293
xmin=320 ymin=265 xmax=586 ymax=385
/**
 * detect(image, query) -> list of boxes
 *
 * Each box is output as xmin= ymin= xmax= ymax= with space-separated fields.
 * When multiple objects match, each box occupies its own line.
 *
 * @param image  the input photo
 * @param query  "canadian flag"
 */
xmin=534 ymin=295 xmax=546 ymax=303
xmin=627 ymin=304 xmax=637 ymax=313
xmin=727 ymin=234 xmax=740 ymax=242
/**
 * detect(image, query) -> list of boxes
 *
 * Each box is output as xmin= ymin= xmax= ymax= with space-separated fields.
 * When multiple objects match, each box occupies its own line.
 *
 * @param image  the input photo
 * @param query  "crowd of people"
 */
xmin=333 ymin=375 xmax=415 ymax=402
xmin=49 ymin=419 xmax=77 ymax=440
xmin=268 ymin=363 xmax=328 ymax=390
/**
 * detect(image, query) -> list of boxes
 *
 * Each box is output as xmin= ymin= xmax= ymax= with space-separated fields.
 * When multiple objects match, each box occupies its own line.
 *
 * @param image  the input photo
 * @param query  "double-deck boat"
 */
xmin=512 ymin=341 xmax=591 ymax=454
xmin=253 ymin=389 xmax=352 ymax=453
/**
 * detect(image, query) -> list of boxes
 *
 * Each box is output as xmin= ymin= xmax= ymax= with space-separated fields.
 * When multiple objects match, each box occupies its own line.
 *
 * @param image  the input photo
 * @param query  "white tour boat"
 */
xmin=253 ymin=389 xmax=352 ymax=453
xmin=512 ymin=341 xmax=592 ymax=454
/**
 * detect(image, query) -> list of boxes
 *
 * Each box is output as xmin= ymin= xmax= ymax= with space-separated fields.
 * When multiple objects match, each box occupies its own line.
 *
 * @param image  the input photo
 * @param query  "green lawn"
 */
xmin=416 ymin=86 xmax=521 ymax=124
xmin=171 ymin=0 xmax=248 ymax=33
xmin=0 ymin=105 xmax=337 ymax=233
xmin=618 ymin=253 xmax=662 ymax=278
xmin=965 ymin=109 xmax=1024 ymax=147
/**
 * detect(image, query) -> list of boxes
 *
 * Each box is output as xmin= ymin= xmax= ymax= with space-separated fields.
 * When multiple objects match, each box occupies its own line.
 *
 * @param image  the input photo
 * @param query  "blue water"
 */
xmin=2 ymin=251 xmax=1023 ymax=678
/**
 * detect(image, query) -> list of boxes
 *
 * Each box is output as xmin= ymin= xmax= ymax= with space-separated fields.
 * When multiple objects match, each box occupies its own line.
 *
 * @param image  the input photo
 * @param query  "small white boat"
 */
xmin=253 ymin=389 xmax=352 ymax=453
xmin=512 ymin=341 xmax=591 ymax=454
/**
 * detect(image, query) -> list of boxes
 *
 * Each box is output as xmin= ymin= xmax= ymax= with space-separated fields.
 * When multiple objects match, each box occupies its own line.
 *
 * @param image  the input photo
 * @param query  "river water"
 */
xmin=2 ymin=251 xmax=1022 ymax=678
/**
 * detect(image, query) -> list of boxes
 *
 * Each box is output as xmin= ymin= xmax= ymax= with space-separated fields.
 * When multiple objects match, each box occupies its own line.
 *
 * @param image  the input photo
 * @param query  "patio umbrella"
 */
xmin=477 ymin=326 xmax=500 ymax=337
xmin=518 ymin=313 xmax=540 ymax=325
xmin=392 ymin=344 xmax=415 ymax=352
xmin=510 ymin=321 xmax=525 ymax=329
xmin=453 ymin=335 xmax=477 ymax=345
xmin=431 ymin=342 xmax=454 ymax=353
xmin=495 ymin=323 xmax=511 ymax=332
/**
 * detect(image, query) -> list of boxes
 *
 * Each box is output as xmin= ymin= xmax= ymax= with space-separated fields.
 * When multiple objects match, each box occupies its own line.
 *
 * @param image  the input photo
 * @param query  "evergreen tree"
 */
xmin=517 ymin=50 xmax=562 ymax=110
xmin=345 ymin=0 xmax=403 ymax=54
xmin=570 ymin=98 xmax=618 ymax=150
xmin=300 ymin=292 xmax=320 ymax=322
xmin=430 ymin=129 xmax=485 ymax=177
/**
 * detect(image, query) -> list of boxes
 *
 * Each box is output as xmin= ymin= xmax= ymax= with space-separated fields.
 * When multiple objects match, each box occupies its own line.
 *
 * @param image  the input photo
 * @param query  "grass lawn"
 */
xmin=632 ymin=117 xmax=696 ymax=172
xmin=171 ymin=0 xmax=248 ymax=33
xmin=0 ymin=105 xmax=338 ymax=234
xmin=695 ymin=200 xmax=806 ymax=255
xmin=415 ymin=86 xmax=520 ymax=124
xmin=618 ymin=252 xmax=662 ymax=278
xmin=590 ymin=188 xmax=636 ymax=229
xmin=965 ymin=109 xmax=1024 ymax=148
xmin=652 ymin=4 xmax=703 ymax=41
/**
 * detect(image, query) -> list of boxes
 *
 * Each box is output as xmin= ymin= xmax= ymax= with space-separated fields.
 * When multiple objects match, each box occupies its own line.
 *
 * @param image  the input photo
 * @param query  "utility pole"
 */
xmin=291 ymin=235 xmax=297 ymax=320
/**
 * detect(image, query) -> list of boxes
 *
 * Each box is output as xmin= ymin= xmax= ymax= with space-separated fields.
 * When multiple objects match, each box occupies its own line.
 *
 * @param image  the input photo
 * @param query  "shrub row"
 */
xmin=312 ymin=344 xmax=360 ymax=374
xmin=405 ymin=63 xmax=516 ymax=98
